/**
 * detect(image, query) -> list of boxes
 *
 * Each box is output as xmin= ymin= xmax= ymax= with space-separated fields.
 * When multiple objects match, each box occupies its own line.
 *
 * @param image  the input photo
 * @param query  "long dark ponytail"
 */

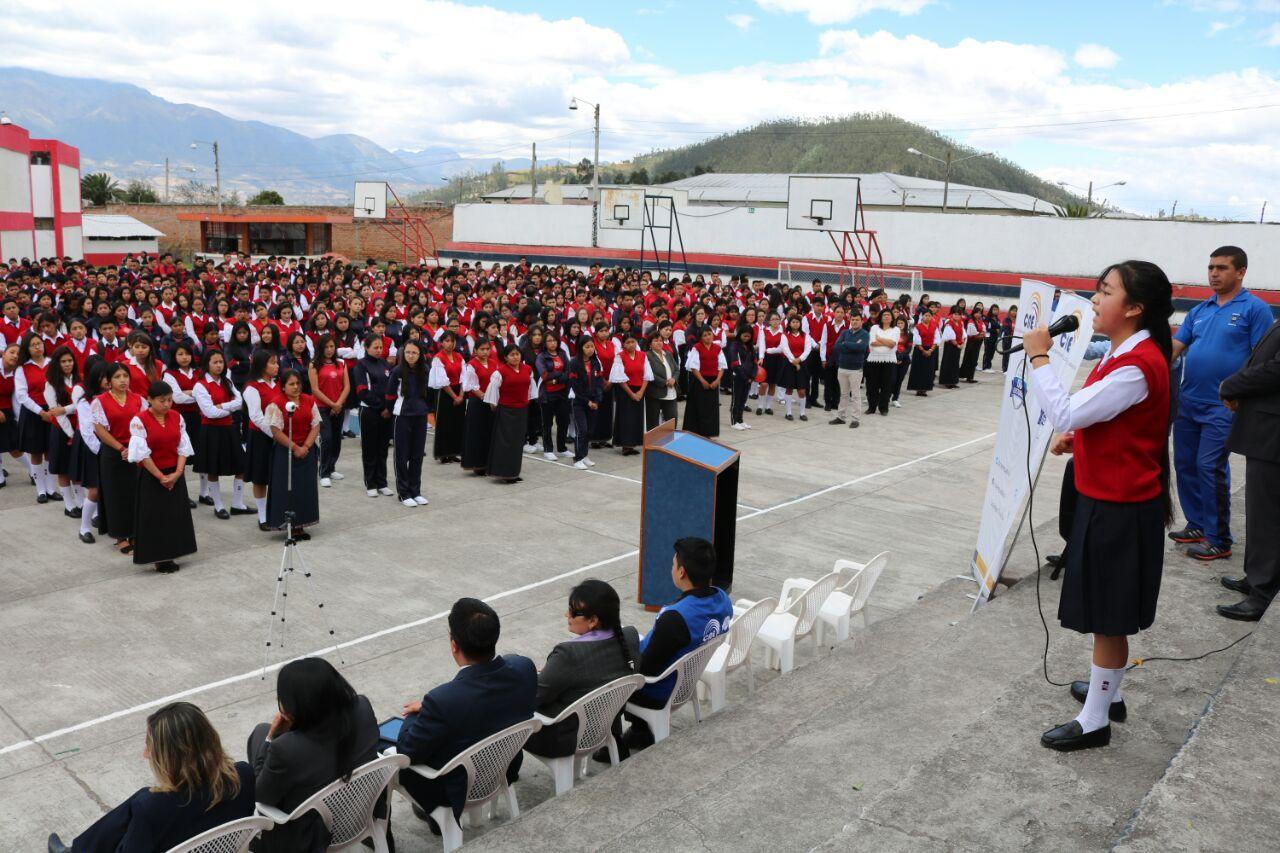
xmin=569 ymin=579 xmax=633 ymax=671
xmin=1102 ymin=260 xmax=1175 ymax=524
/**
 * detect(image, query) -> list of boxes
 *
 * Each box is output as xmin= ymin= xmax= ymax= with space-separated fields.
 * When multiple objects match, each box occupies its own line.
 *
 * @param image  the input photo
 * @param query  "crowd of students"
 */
xmin=1 ymin=252 xmax=1016 ymax=566
xmin=47 ymin=538 xmax=730 ymax=853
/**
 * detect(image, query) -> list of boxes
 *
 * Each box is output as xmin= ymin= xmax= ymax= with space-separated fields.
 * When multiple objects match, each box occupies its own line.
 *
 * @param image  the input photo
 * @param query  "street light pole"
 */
xmin=907 ymin=146 xmax=990 ymax=213
xmin=190 ymin=140 xmax=223 ymax=212
xmin=570 ymin=96 xmax=602 ymax=247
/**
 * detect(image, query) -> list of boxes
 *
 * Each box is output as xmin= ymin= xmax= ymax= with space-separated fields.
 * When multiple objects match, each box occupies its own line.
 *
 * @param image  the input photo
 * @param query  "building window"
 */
xmin=311 ymin=224 xmax=330 ymax=255
xmin=29 ymin=152 xmax=51 ymax=166
xmin=204 ymin=221 xmax=240 ymax=254
xmin=33 ymin=217 xmax=55 ymax=231
xmin=249 ymin=222 xmax=306 ymax=256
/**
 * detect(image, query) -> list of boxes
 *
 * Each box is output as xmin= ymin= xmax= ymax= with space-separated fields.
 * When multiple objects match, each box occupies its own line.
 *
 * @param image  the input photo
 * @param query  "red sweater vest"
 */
xmin=99 ymin=392 xmax=144 ymax=444
xmin=139 ymin=409 xmax=182 ymax=470
xmin=1073 ymin=338 xmax=1171 ymax=503
xmin=495 ymin=363 xmax=533 ymax=409
xmin=21 ymin=362 xmax=48 ymax=407
xmin=436 ymin=351 xmax=464 ymax=387
xmin=470 ymin=357 xmax=498 ymax=396
xmin=169 ymin=368 xmax=200 ymax=414
xmin=694 ymin=342 xmax=723 ymax=379
xmin=617 ymin=350 xmax=646 ymax=388
xmin=198 ymin=378 xmax=235 ymax=426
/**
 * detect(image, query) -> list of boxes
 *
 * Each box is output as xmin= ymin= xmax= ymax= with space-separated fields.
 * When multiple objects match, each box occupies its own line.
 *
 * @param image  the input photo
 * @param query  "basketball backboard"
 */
xmin=601 ymin=188 xmax=644 ymax=230
xmin=353 ymin=181 xmax=388 ymax=219
xmin=786 ymin=175 xmax=860 ymax=231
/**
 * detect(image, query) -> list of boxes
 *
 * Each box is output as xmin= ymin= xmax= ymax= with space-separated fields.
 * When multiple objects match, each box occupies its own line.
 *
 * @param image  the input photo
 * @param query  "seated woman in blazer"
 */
xmin=48 ymin=702 xmax=255 ymax=853
xmin=247 ymin=657 xmax=380 ymax=852
xmin=524 ymin=579 xmax=641 ymax=759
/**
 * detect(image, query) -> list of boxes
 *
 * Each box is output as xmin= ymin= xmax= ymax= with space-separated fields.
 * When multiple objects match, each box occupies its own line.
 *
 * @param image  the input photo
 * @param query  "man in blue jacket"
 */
xmin=396 ymin=599 xmax=536 ymax=833
xmin=830 ymin=314 xmax=871 ymax=428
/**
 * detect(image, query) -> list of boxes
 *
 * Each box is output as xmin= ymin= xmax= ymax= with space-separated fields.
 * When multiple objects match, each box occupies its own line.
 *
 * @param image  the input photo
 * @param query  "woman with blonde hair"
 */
xmin=47 ymin=701 xmax=254 ymax=852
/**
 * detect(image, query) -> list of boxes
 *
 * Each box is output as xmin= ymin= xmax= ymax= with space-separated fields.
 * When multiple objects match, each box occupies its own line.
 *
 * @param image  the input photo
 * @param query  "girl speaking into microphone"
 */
xmin=1024 ymin=261 xmax=1173 ymax=752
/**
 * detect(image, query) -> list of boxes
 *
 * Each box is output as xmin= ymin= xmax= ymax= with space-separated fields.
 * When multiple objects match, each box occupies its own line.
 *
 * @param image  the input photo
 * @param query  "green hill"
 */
xmin=619 ymin=113 xmax=1083 ymax=209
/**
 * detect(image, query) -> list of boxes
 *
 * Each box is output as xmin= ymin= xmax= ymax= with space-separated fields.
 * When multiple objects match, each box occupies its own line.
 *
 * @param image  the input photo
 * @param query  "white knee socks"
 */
xmin=231 ymin=478 xmax=246 ymax=509
xmin=80 ymin=499 xmax=96 ymax=535
xmin=798 ymin=396 xmax=807 ymax=416
xmin=210 ymin=481 xmax=225 ymax=512
xmin=198 ymin=473 xmax=209 ymax=498
xmin=783 ymin=394 xmax=793 ymax=416
xmin=1076 ymin=664 xmax=1125 ymax=733
xmin=257 ymin=502 xmax=267 ymax=524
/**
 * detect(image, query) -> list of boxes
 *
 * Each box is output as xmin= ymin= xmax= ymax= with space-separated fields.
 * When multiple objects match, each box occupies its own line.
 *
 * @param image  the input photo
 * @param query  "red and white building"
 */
xmin=0 ymin=119 xmax=83 ymax=261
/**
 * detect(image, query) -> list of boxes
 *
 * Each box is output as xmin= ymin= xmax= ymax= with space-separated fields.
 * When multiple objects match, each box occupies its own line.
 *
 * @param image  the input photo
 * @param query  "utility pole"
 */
xmin=1086 ymin=180 xmax=1094 ymax=214
xmin=1171 ymin=200 xmax=1178 ymax=218
xmin=213 ymin=141 xmax=222 ymax=213
xmin=164 ymin=158 xmax=170 ymax=203
xmin=942 ymin=150 xmax=953 ymax=213
xmin=591 ymin=102 xmax=600 ymax=246
xmin=531 ymin=142 xmax=537 ymax=204
xmin=1261 ymin=201 xmax=1268 ymax=224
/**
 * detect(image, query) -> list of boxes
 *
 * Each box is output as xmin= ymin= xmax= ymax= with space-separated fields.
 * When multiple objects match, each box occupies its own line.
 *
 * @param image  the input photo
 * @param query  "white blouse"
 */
xmin=43 ymin=379 xmax=84 ymax=437
xmin=867 ymin=326 xmax=901 ymax=363
xmin=482 ymin=371 xmax=540 ymax=405
xmin=1029 ymin=330 xmax=1151 ymax=434
xmin=76 ymin=398 xmax=100 ymax=454
xmin=608 ymin=354 xmax=655 ymax=384
xmin=126 ymin=414 xmax=194 ymax=463
xmin=13 ymin=359 xmax=50 ymax=414
xmin=191 ymin=376 xmax=243 ymax=420
xmin=683 ymin=348 xmax=729 ymax=373
xmin=265 ymin=400 xmax=323 ymax=433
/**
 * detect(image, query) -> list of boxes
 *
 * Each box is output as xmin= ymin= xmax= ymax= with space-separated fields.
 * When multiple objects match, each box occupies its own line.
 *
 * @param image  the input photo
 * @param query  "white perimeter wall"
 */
xmin=453 ymin=203 xmax=1280 ymax=291
xmin=1 ymin=230 xmax=35 ymax=260
xmin=84 ymin=237 xmax=154 ymax=257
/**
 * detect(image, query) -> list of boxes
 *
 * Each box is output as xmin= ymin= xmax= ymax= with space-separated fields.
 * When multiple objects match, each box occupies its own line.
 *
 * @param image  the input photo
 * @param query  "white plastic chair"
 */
xmin=736 ymin=571 xmax=841 ymax=673
xmin=164 ymin=816 xmax=274 ymax=853
xmin=697 ymin=597 xmax=777 ymax=714
xmin=624 ymin=633 xmax=727 ymax=744
xmin=528 ymin=673 xmax=646 ymax=795
xmin=390 ymin=717 xmax=541 ymax=853
xmin=255 ymin=753 xmax=406 ymax=852
xmin=783 ymin=552 xmax=889 ymax=646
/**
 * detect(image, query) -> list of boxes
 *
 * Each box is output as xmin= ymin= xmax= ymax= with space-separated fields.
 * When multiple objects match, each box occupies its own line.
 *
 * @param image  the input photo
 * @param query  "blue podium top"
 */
xmin=650 ymin=430 xmax=738 ymax=471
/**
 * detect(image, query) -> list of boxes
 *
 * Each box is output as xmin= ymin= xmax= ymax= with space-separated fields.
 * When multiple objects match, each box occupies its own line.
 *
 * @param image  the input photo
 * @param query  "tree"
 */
xmin=119 ymin=180 xmax=159 ymax=203
xmin=489 ymin=162 xmax=509 ymax=191
xmin=173 ymin=180 xmax=218 ymax=204
xmin=81 ymin=172 xmax=120 ymax=206
xmin=628 ymin=167 xmax=650 ymax=186
xmin=573 ymin=157 xmax=594 ymax=184
xmin=692 ymin=164 xmax=715 ymax=176
xmin=248 ymin=189 xmax=285 ymax=205
xmin=655 ymin=170 xmax=685 ymax=185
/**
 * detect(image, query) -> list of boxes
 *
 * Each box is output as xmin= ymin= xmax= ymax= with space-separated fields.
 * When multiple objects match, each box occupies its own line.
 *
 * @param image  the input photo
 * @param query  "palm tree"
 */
xmin=81 ymin=172 xmax=121 ymax=207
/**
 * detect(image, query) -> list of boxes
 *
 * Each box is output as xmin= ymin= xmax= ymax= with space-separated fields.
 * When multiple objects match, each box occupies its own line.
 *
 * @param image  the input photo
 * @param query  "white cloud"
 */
xmin=754 ymin=0 xmax=932 ymax=25
xmin=1073 ymin=44 xmax=1120 ymax=69
xmin=1267 ymin=22 xmax=1280 ymax=44
xmin=1206 ymin=20 xmax=1236 ymax=35
xmin=728 ymin=13 xmax=756 ymax=29
xmin=2 ymin=4 xmax=1277 ymax=216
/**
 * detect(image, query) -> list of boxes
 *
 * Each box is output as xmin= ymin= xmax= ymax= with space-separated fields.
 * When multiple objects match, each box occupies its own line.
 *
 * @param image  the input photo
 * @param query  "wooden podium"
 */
xmin=638 ymin=420 xmax=740 ymax=610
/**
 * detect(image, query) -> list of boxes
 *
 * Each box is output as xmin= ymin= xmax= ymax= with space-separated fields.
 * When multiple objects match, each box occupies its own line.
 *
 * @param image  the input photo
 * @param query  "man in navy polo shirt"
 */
xmin=1169 ymin=246 xmax=1274 ymax=561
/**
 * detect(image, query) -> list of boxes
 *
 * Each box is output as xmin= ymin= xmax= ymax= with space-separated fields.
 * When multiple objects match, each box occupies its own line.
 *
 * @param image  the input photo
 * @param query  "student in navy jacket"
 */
xmin=566 ymin=338 xmax=607 ymax=468
xmin=49 ymin=702 xmax=255 ymax=853
xmin=396 ymin=599 xmax=537 ymax=830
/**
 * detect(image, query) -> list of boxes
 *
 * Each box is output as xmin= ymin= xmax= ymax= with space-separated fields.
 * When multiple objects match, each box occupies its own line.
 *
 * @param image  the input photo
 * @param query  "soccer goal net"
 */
xmin=777 ymin=261 xmax=923 ymax=298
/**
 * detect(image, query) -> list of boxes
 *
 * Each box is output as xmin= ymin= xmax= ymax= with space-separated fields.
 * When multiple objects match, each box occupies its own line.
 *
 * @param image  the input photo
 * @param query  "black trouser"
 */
xmin=863 ymin=362 xmax=894 ymax=413
xmin=393 ymin=413 xmax=426 ymax=499
xmin=982 ymin=335 xmax=999 ymax=370
xmin=730 ymin=375 xmax=750 ymax=424
xmin=359 ymin=407 xmax=393 ymax=490
xmin=571 ymin=403 xmax=594 ymax=461
xmin=1244 ymin=456 xmax=1280 ymax=605
xmin=892 ymin=359 xmax=910 ymax=401
xmin=1001 ymin=338 xmax=1013 ymax=372
xmin=807 ymin=351 xmax=823 ymax=399
xmin=645 ymin=397 xmax=678 ymax=431
xmin=525 ymin=399 xmax=543 ymax=447
xmin=319 ymin=410 xmax=344 ymax=478
xmin=541 ymin=396 xmax=571 ymax=454
xmin=822 ymin=361 xmax=840 ymax=410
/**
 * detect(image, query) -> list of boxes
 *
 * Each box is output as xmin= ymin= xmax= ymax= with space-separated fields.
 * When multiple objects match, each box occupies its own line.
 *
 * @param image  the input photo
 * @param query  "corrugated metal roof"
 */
xmin=662 ymin=172 xmax=1062 ymax=215
xmin=82 ymin=214 xmax=165 ymax=239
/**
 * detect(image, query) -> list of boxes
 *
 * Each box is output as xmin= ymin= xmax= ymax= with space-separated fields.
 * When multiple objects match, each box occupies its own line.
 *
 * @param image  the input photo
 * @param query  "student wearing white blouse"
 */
xmin=863 ymin=309 xmax=901 ymax=416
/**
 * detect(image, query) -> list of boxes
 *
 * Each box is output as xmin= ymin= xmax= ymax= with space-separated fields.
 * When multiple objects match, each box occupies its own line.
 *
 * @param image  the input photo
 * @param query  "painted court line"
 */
xmin=0 ymin=430 xmax=994 ymax=758
xmin=525 ymin=452 xmax=760 ymax=510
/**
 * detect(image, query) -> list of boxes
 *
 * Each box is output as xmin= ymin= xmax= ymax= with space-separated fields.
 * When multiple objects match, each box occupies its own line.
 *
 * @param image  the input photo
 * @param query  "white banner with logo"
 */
xmin=971 ymin=280 xmax=1095 ymax=602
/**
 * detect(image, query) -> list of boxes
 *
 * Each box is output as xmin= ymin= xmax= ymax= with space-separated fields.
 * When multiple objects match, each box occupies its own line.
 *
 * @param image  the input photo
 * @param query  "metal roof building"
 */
xmin=82 ymin=214 xmax=164 ymax=264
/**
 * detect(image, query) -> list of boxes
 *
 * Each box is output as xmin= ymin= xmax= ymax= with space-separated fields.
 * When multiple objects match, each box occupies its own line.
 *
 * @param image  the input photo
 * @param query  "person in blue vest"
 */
xmin=601 ymin=536 xmax=732 ymax=759
xmin=1169 ymin=246 xmax=1274 ymax=561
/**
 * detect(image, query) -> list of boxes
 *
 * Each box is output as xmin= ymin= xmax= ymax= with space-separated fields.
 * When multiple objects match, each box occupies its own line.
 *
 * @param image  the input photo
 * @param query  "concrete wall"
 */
xmin=1 ymin=229 xmax=34 ymax=260
xmin=30 ymin=165 xmax=53 ymax=217
xmin=453 ymin=202 xmax=1280 ymax=290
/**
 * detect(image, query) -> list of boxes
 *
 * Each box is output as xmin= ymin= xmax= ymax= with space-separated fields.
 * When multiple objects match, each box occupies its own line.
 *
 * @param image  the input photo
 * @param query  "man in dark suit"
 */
xmin=1217 ymin=317 xmax=1280 ymax=620
xmin=396 ymin=598 xmax=536 ymax=831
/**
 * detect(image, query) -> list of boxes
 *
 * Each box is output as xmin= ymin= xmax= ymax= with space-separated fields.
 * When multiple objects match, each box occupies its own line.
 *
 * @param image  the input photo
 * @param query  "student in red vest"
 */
xmin=265 ymin=369 xmax=321 ymax=539
xmin=91 ymin=363 xmax=145 ymax=554
xmin=589 ymin=322 xmax=619 ymax=449
xmin=308 ymin=335 xmax=351 ymax=488
xmin=429 ymin=331 xmax=467 ymax=465
xmin=937 ymin=304 xmax=966 ymax=389
xmin=609 ymin=334 xmax=652 ymax=456
xmin=65 ymin=318 xmax=100 ymax=376
xmin=0 ymin=343 xmax=28 ymax=488
xmin=460 ymin=338 xmax=500 ymax=475
xmin=191 ymin=349 xmax=246 ymax=520
xmin=127 ymin=380 xmax=198 ymax=573
xmin=756 ymin=313 xmax=785 ymax=416
xmin=123 ymin=332 xmax=163 ymax=398
xmin=43 ymin=345 xmax=84 ymax=516
xmin=535 ymin=330 xmax=574 ymax=461
xmin=1025 ymin=260 xmax=1174 ymax=752
xmin=959 ymin=303 xmax=986 ymax=383
xmin=907 ymin=302 xmax=941 ymax=396
xmin=483 ymin=343 xmax=538 ymax=483
xmin=819 ymin=304 xmax=849 ymax=411
xmin=776 ymin=314 xmax=814 ymax=421
xmin=683 ymin=326 xmax=727 ymax=437
xmin=802 ymin=296 xmax=829 ymax=405
xmin=14 ymin=334 xmax=55 ymax=501
xmin=163 ymin=342 xmax=203 ymax=506
xmin=243 ymin=349 xmax=281 ymax=528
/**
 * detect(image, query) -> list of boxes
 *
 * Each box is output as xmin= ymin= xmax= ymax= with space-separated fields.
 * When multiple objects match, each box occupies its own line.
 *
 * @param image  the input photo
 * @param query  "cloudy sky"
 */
xmin=5 ymin=0 xmax=1280 ymax=217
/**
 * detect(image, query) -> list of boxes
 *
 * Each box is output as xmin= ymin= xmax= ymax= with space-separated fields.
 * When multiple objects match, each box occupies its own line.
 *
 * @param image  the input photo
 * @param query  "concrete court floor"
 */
xmin=1 ymin=371 xmax=1066 ymax=849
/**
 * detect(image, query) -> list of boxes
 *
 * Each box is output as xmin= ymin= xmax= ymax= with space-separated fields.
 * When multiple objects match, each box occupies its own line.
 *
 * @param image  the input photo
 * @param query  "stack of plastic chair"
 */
xmin=782 ymin=551 xmax=889 ymax=647
xmin=735 ymin=571 xmax=841 ymax=673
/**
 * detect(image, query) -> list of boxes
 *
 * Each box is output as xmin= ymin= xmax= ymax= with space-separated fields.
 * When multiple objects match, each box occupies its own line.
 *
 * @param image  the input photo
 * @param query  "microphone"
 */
xmin=284 ymin=401 xmax=299 ymax=413
xmin=1001 ymin=314 xmax=1080 ymax=355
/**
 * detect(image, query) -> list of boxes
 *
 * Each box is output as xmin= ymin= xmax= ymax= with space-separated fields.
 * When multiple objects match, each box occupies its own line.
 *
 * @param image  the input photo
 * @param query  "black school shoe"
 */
xmin=1041 ymin=720 xmax=1110 ymax=751
xmin=215 ymin=508 xmax=231 ymax=520
xmin=156 ymin=561 xmax=180 ymax=574
xmin=1069 ymin=681 xmax=1127 ymax=722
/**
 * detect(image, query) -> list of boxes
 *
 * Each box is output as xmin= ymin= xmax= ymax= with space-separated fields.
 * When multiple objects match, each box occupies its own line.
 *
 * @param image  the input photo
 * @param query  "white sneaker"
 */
xmin=330 ymin=471 xmax=345 ymax=481
xmin=585 ymin=458 xmax=596 ymax=467
xmin=732 ymin=423 xmax=747 ymax=430
xmin=414 ymin=495 xmax=429 ymax=506
xmin=891 ymin=400 xmax=902 ymax=408
xmin=366 ymin=488 xmax=378 ymax=497
xmin=378 ymin=487 xmax=394 ymax=496
xmin=543 ymin=452 xmax=557 ymax=461
xmin=523 ymin=443 xmax=539 ymax=453
xmin=574 ymin=460 xmax=589 ymax=470
xmin=558 ymin=450 xmax=574 ymax=458
xmin=743 ymin=422 xmax=753 ymax=429
xmin=320 ymin=477 xmax=332 ymax=488
xmin=401 ymin=498 xmax=417 ymax=507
